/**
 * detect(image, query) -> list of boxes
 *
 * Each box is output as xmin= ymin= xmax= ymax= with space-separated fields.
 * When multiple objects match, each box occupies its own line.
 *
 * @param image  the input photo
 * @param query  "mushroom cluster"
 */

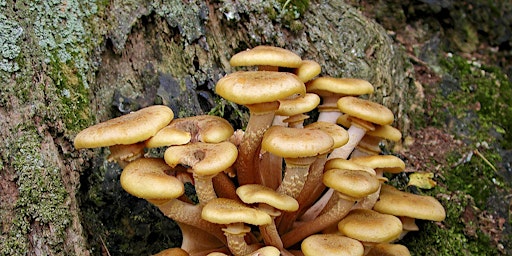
xmin=74 ymin=45 xmax=445 ymax=256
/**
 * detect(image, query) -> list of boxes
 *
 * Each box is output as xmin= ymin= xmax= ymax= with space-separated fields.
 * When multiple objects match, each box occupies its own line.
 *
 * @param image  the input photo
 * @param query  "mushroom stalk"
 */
xmin=328 ymin=124 xmax=367 ymax=160
xmin=281 ymin=192 xmax=354 ymax=248
xmin=236 ymin=102 xmax=279 ymax=186
xmin=277 ymin=156 xmax=317 ymax=198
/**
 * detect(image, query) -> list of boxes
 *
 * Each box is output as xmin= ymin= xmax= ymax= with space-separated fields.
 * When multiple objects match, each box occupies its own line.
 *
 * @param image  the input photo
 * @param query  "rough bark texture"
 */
xmin=0 ymin=0 xmax=416 ymax=255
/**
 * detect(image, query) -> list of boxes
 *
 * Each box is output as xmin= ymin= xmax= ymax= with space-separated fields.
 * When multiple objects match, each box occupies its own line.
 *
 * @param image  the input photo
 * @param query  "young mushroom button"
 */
xmin=215 ymin=71 xmax=306 ymax=186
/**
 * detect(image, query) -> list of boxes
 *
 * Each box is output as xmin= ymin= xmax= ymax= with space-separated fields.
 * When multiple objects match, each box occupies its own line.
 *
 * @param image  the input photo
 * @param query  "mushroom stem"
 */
xmin=193 ymin=173 xmax=218 ymax=203
xmin=277 ymin=156 xmax=317 ymax=199
xmin=154 ymin=199 xmax=227 ymax=245
xmin=236 ymin=102 xmax=279 ymax=186
xmin=223 ymin=223 xmax=260 ymax=256
xmin=177 ymin=222 xmax=225 ymax=254
xmin=281 ymin=192 xmax=354 ymax=248
xmin=316 ymin=97 xmax=342 ymax=123
xmin=328 ymin=124 xmax=368 ymax=160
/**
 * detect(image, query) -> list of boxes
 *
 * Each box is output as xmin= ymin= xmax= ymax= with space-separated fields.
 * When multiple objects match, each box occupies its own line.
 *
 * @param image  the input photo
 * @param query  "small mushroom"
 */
xmin=164 ymin=141 xmax=238 ymax=204
xmin=74 ymin=105 xmax=174 ymax=167
xmin=292 ymin=60 xmax=322 ymax=83
xmin=236 ymin=184 xmax=299 ymax=251
xmin=365 ymin=243 xmax=411 ymax=256
xmin=202 ymin=198 xmax=272 ymax=256
xmin=306 ymin=77 xmax=374 ymax=123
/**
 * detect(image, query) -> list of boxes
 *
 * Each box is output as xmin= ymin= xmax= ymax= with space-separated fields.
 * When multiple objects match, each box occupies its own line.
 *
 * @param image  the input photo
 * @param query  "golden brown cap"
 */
xmin=324 ymin=158 xmax=376 ymax=175
xmin=301 ymin=234 xmax=364 ymax=256
xmin=294 ymin=60 xmax=322 ymax=82
xmin=262 ymin=126 xmax=333 ymax=158
xmin=236 ymin=184 xmax=299 ymax=212
xmin=145 ymin=126 xmax=191 ymax=148
xmin=337 ymin=96 xmax=394 ymax=126
xmin=323 ymin=169 xmax=380 ymax=199
xmin=74 ymin=105 xmax=174 ymax=149
xmin=215 ymin=71 xmax=305 ymax=105
xmin=365 ymin=243 xmax=411 ymax=256
xmin=350 ymin=155 xmax=405 ymax=174
xmin=120 ymin=158 xmax=184 ymax=200
xmin=153 ymin=247 xmax=190 ymax=256
xmin=164 ymin=141 xmax=238 ymax=176
xmin=305 ymin=121 xmax=349 ymax=149
xmin=367 ymin=124 xmax=402 ymax=142
xmin=373 ymin=184 xmax=446 ymax=221
xmin=201 ymin=198 xmax=272 ymax=226
xmin=307 ymin=77 xmax=374 ymax=97
xmin=276 ymin=93 xmax=320 ymax=116
xmin=229 ymin=45 xmax=302 ymax=68
xmin=338 ymin=209 xmax=403 ymax=243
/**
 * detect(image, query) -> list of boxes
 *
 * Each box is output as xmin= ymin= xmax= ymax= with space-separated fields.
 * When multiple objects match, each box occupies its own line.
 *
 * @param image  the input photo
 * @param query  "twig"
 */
xmin=473 ymin=149 xmax=498 ymax=174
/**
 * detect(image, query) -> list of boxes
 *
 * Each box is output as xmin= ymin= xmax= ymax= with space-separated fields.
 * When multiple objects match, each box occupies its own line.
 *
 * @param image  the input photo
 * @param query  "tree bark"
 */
xmin=0 ymin=0 xmax=416 ymax=255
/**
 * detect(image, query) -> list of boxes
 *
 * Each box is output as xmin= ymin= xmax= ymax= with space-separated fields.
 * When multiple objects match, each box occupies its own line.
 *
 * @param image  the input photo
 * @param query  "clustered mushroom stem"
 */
xmin=276 ymin=157 xmax=316 ymax=199
xmin=154 ymin=199 xmax=227 ymax=245
xmin=236 ymin=103 xmax=279 ymax=186
xmin=328 ymin=124 xmax=368 ymax=160
xmin=193 ymin=173 xmax=218 ymax=204
xmin=281 ymin=192 xmax=355 ymax=248
xmin=316 ymin=97 xmax=342 ymax=123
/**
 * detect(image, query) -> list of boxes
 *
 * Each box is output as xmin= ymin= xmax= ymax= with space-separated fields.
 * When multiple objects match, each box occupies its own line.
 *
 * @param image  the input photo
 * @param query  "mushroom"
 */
xmin=281 ymin=168 xmax=380 ymax=248
xmin=337 ymin=209 xmax=403 ymax=250
xmin=292 ymin=60 xmax=322 ymax=83
xmin=301 ymin=234 xmax=364 ymax=256
xmin=261 ymin=125 xmax=333 ymax=199
xmin=306 ymin=77 xmax=374 ymax=123
xmin=164 ymin=141 xmax=238 ymax=204
xmin=329 ymin=96 xmax=394 ymax=159
xmin=372 ymin=184 xmax=446 ymax=238
xmin=229 ymin=45 xmax=302 ymax=71
xmin=74 ymin=105 xmax=174 ymax=167
xmin=351 ymin=124 xmax=402 ymax=157
xmin=236 ymin=184 xmax=299 ymax=252
xmin=119 ymin=158 xmax=227 ymax=248
xmin=201 ymin=198 xmax=272 ymax=256
xmin=152 ymin=247 xmax=190 ymax=256
xmin=215 ymin=71 xmax=305 ymax=186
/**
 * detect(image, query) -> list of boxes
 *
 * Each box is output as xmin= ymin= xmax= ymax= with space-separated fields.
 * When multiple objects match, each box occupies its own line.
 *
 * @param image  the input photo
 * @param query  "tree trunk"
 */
xmin=0 ymin=0 xmax=416 ymax=255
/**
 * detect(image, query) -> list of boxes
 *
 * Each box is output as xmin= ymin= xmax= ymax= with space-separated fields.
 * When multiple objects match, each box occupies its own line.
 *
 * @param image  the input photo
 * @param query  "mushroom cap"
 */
xmin=324 ymin=158 xmax=376 ymax=175
xmin=215 ymin=71 xmax=305 ymax=105
xmin=246 ymin=246 xmax=280 ymax=256
xmin=145 ymin=126 xmax=191 ymax=148
xmin=276 ymin=93 xmax=320 ymax=116
xmin=366 ymin=124 xmax=402 ymax=142
xmin=201 ymin=198 xmax=272 ymax=226
xmin=306 ymin=77 xmax=374 ymax=97
xmin=350 ymin=155 xmax=405 ymax=174
xmin=373 ymin=184 xmax=446 ymax=221
xmin=338 ymin=209 xmax=403 ymax=243
xmin=164 ymin=141 xmax=238 ymax=176
xmin=154 ymin=115 xmax=234 ymax=146
xmin=153 ymin=247 xmax=190 ymax=256
xmin=229 ymin=45 xmax=302 ymax=68
xmin=301 ymin=234 xmax=364 ymax=256
xmin=323 ymin=169 xmax=380 ymax=199
xmin=74 ymin=105 xmax=174 ymax=149
xmin=337 ymin=96 xmax=394 ymax=126
xmin=236 ymin=184 xmax=299 ymax=212
xmin=262 ymin=126 xmax=334 ymax=158
xmin=120 ymin=158 xmax=184 ymax=200
xmin=304 ymin=121 xmax=349 ymax=149
xmin=294 ymin=60 xmax=322 ymax=82
xmin=365 ymin=243 xmax=411 ymax=256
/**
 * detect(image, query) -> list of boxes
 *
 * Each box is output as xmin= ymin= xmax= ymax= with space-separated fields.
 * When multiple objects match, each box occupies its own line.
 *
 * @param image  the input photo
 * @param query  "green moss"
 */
xmin=275 ymin=0 xmax=309 ymax=32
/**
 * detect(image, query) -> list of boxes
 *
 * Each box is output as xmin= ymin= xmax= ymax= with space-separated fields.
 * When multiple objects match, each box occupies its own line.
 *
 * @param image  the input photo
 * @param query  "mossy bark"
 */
xmin=0 ymin=0 xmax=416 ymax=255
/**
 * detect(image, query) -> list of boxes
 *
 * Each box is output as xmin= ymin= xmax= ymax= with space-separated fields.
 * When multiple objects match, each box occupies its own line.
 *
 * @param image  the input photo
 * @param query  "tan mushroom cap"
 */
xmin=373 ymin=184 xmax=446 ymax=222
xmin=168 ymin=115 xmax=235 ymax=143
xmin=365 ymin=243 xmax=411 ymax=256
xmin=201 ymin=198 xmax=272 ymax=226
xmin=350 ymin=155 xmax=405 ymax=174
xmin=262 ymin=126 xmax=334 ymax=158
xmin=164 ymin=141 xmax=238 ymax=176
xmin=236 ymin=184 xmax=299 ymax=212
xmin=301 ymin=234 xmax=364 ymax=256
xmin=215 ymin=71 xmax=305 ymax=106
xmin=338 ymin=209 xmax=403 ymax=243
xmin=323 ymin=169 xmax=380 ymax=199
xmin=229 ymin=45 xmax=303 ymax=68
xmin=145 ymin=126 xmax=191 ymax=148
xmin=276 ymin=93 xmax=320 ymax=116
xmin=74 ymin=105 xmax=174 ymax=149
xmin=324 ymin=158 xmax=376 ymax=175
xmin=244 ymin=246 xmax=280 ymax=256
xmin=304 ymin=121 xmax=349 ymax=149
xmin=337 ymin=96 xmax=394 ymax=126
xmin=294 ymin=60 xmax=322 ymax=82
xmin=120 ymin=158 xmax=184 ymax=200
xmin=306 ymin=77 xmax=374 ymax=97
xmin=367 ymin=124 xmax=402 ymax=142
xmin=153 ymin=247 xmax=190 ymax=256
